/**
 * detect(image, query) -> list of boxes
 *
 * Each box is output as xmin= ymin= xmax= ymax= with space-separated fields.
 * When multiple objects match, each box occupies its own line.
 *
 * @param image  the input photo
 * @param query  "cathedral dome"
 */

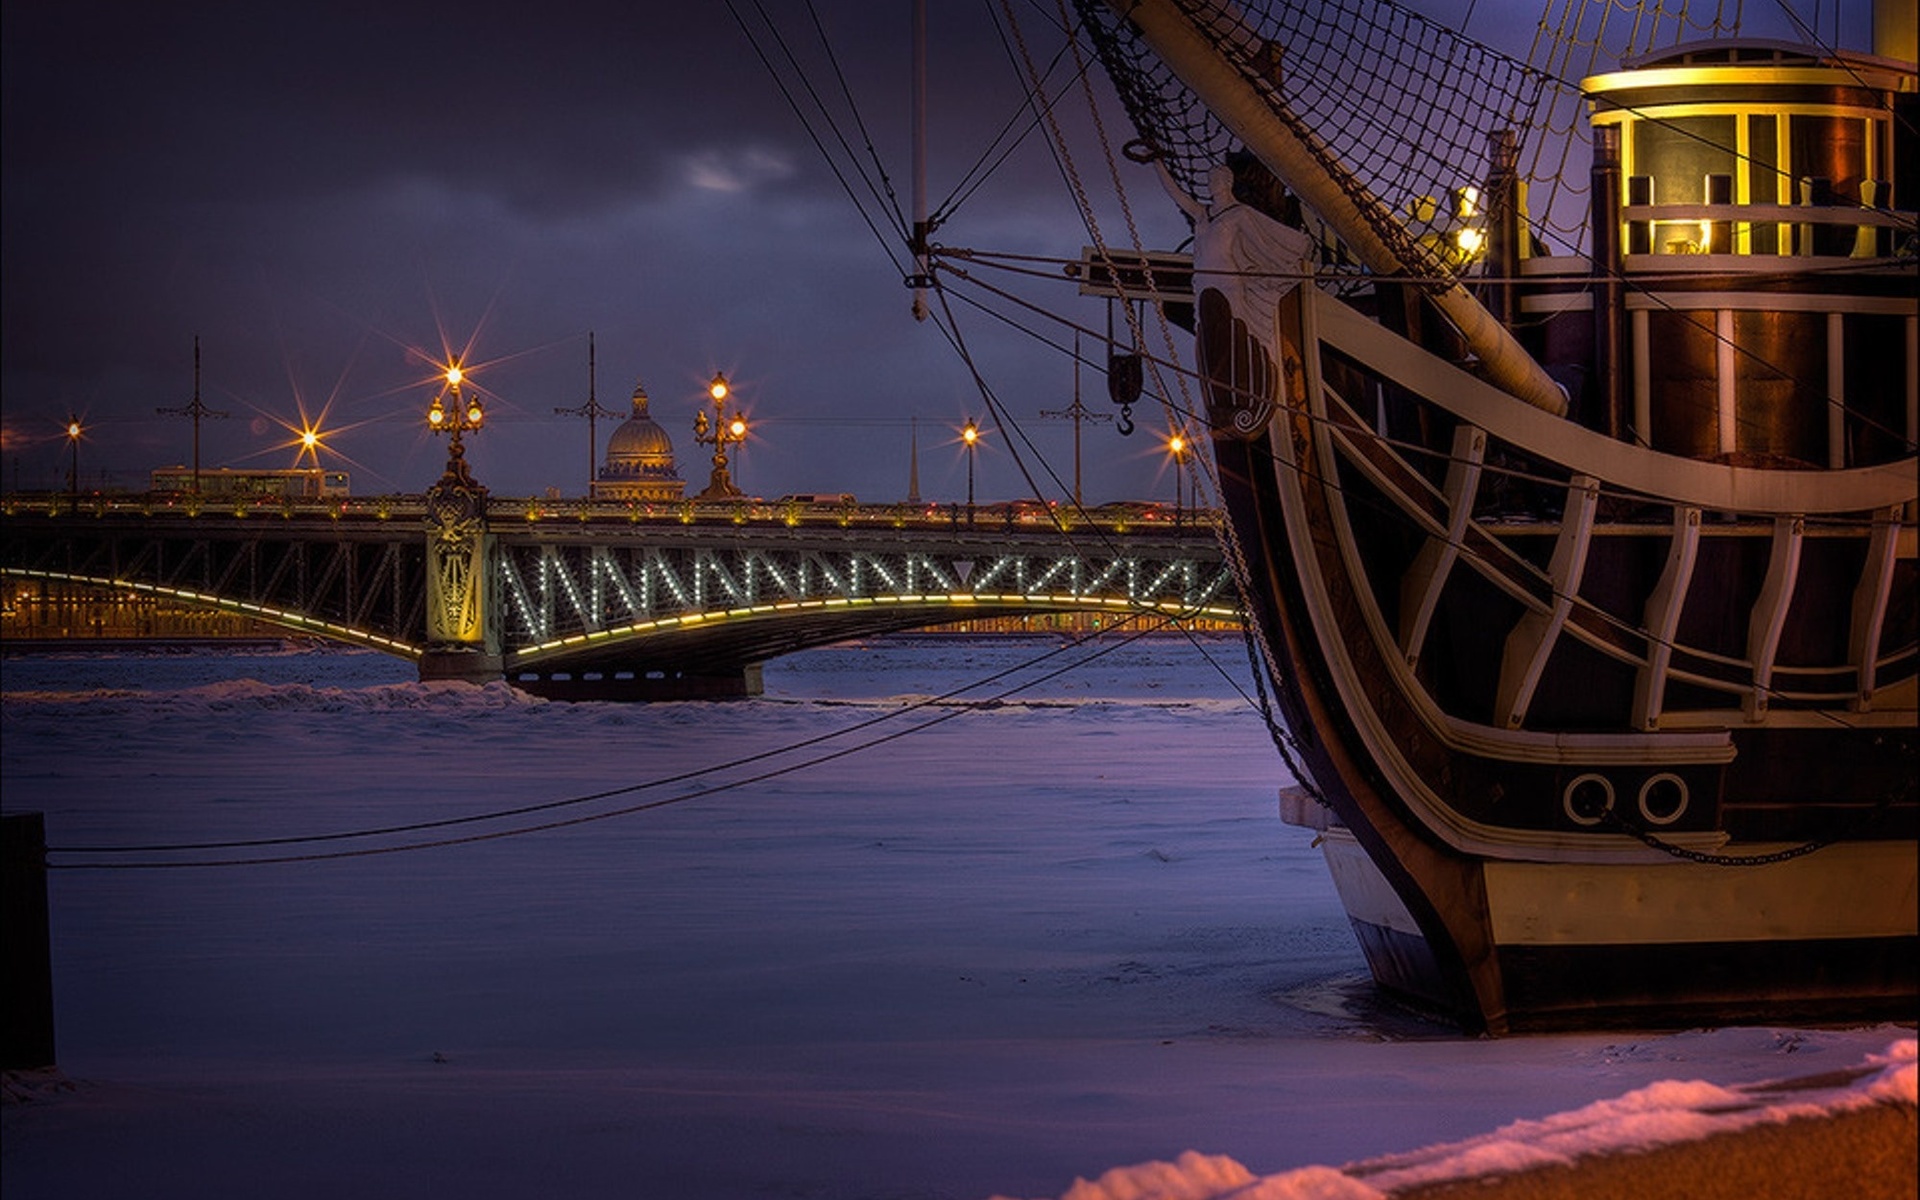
xmin=593 ymin=381 xmax=684 ymax=501
xmin=605 ymin=383 xmax=675 ymax=464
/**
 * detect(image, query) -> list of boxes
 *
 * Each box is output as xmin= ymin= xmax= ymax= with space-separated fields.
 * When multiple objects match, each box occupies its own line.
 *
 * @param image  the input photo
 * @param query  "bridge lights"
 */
xmin=693 ymin=371 xmax=749 ymax=501
xmin=427 ymin=364 xmax=483 ymax=434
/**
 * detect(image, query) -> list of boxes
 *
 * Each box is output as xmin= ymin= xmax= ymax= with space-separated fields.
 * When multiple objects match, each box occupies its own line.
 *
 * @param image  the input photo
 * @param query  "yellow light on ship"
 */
xmin=1168 ymin=433 xmax=1186 ymax=456
xmin=301 ymin=429 xmax=321 ymax=451
xmin=1455 ymin=227 xmax=1485 ymax=258
xmin=962 ymin=421 xmax=979 ymax=446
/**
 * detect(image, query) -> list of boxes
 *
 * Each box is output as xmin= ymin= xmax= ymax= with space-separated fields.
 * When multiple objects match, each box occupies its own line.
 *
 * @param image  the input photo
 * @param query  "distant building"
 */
xmin=591 ymin=381 xmax=684 ymax=502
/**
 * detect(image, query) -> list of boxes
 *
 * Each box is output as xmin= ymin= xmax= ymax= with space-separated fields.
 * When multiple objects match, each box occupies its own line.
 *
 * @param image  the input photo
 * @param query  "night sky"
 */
xmin=1 ymin=1 xmax=1869 ymax=502
xmin=2 ymin=0 xmax=1171 ymax=504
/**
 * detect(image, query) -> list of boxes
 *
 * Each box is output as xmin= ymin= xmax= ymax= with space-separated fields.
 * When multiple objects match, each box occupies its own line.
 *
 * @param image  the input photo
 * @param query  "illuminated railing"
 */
xmin=0 ymin=490 xmax=1220 ymax=534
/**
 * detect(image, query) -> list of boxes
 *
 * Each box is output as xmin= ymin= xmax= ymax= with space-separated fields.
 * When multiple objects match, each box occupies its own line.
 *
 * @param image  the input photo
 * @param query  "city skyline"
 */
xmin=1 ymin=1 xmax=1194 ymax=507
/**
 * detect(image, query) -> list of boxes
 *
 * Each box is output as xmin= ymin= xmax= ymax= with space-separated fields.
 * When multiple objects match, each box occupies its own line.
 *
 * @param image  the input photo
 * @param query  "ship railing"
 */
xmin=1292 ymin=285 xmax=1915 ymax=733
xmin=1620 ymin=200 xmax=1916 ymax=260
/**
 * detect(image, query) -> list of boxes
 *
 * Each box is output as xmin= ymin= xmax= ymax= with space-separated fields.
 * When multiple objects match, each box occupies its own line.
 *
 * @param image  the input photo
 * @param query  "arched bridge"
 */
xmin=2 ymin=493 xmax=1236 ymax=698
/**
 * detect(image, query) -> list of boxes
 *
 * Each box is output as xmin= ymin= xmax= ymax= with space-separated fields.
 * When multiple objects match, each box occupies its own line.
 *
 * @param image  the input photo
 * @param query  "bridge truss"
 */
xmin=2 ymin=497 xmax=1235 ymax=697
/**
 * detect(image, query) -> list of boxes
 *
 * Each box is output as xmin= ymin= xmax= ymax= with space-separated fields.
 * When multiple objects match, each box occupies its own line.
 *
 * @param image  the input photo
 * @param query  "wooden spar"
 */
xmin=910 ymin=0 xmax=932 ymax=321
xmin=1101 ymin=0 xmax=1569 ymax=417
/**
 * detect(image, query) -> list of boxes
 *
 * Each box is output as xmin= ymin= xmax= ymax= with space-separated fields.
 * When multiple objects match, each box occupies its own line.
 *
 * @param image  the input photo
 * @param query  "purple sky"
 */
xmin=3 ymin=1 xmax=1164 ymax=504
xmin=1 ymin=1 xmax=1871 ymax=502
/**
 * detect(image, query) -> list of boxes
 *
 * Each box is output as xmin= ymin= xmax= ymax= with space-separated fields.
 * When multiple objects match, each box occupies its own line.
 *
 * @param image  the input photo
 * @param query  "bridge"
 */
xmin=1 ymin=490 xmax=1235 ymax=699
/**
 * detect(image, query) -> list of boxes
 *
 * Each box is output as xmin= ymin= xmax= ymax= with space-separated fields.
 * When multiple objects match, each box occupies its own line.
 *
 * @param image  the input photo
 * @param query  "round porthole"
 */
xmin=1637 ymin=773 xmax=1689 ymax=826
xmin=1562 ymin=773 xmax=1615 ymax=827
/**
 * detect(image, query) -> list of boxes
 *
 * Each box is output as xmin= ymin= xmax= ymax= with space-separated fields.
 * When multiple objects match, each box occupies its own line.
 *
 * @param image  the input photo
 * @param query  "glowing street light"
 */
xmin=961 ymin=418 xmax=980 ymax=523
xmin=692 ymin=371 xmax=750 ymax=501
xmin=1167 ymin=430 xmax=1189 ymax=526
xmin=64 ymin=415 xmax=83 ymax=499
xmin=426 ymin=361 xmax=485 ymax=485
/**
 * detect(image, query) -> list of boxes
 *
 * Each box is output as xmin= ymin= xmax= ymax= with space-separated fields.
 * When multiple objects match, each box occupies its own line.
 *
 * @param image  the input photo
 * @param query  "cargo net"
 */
xmin=1073 ymin=0 xmax=1564 ymax=277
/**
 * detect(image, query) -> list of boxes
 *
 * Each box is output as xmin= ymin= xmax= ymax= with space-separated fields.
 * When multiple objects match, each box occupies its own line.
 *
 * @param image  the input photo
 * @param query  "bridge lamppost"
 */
xmin=961 ymin=418 xmax=979 ymax=525
xmin=421 ymin=360 xmax=499 ymax=683
xmin=427 ymin=363 xmax=485 ymax=485
xmin=1167 ymin=430 xmax=1188 ymax=527
xmin=64 ymin=415 xmax=83 ymax=500
xmin=692 ymin=372 xmax=749 ymax=501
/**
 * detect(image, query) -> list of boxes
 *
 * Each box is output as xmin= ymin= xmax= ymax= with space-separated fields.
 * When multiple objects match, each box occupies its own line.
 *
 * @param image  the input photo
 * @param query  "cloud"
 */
xmin=681 ymin=146 xmax=799 ymax=194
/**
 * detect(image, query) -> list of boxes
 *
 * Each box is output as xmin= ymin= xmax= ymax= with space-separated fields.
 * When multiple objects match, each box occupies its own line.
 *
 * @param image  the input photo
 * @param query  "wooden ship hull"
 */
xmin=1217 ymin=284 xmax=1915 ymax=1032
xmin=1078 ymin=0 xmax=1918 ymax=1031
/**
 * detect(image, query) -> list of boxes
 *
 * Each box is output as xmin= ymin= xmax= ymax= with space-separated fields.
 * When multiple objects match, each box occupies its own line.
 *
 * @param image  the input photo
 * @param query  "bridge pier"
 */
xmin=419 ymin=649 xmax=506 ymax=685
xmin=510 ymin=662 xmax=764 ymax=702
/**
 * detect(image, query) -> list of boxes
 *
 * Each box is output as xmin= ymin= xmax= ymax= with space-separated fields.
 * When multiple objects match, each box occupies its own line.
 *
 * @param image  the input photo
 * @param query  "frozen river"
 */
xmin=1 ymin=635 xmax=1907 ymax=1198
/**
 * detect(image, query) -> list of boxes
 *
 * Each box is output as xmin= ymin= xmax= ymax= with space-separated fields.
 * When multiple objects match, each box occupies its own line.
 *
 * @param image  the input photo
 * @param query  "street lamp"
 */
xmin=692 ymin=371 xmax=750 ymax=501
xmin=426 ymin=362 xmax=485 ymax=485
xmin=1167 ymin=431 xmax=1188 ymax=526
xmin=64 ymin=415 xmax=82 ymax=500
xmin=961 ymin=418 xmax=980 ymax=524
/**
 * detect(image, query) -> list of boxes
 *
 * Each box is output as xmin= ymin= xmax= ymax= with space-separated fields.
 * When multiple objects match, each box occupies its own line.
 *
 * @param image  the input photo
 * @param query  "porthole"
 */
xmin=1562 ymin=773 xmax=1615 ymax=827
xmin=1637 ymin=773 xmax=1689 ymax=826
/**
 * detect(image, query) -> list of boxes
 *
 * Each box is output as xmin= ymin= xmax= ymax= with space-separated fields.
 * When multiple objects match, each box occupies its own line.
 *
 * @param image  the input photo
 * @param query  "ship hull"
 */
xmin=1210 ymin=286 xmax=1917 ymax=1034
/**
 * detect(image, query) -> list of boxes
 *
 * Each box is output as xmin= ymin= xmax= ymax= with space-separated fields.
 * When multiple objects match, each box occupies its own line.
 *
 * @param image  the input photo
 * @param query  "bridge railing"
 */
xmin=2 ymin=491 xmax=1219 ymax=536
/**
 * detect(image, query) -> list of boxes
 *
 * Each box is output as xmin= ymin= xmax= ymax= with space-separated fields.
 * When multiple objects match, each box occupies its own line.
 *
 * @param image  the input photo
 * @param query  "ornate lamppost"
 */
xmin=427 ymin=363 xmax=486 ymax=486
xmin=1167 ymin=430 xmax=1188 ymax=527
xmin=64 ymin=415 xmax=82 ymax=500
xmin=692 ymin=372 xmax=749 ymax=501
xmin=961 ymin=418 xmax=979 ymax=525
xmin=421 ymin=361 xmax=497 ymax=675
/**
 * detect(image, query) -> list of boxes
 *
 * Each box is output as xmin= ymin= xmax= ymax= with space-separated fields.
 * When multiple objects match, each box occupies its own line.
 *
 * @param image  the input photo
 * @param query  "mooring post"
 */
xmin=3 ymin=811 xmax=58 ymax=1070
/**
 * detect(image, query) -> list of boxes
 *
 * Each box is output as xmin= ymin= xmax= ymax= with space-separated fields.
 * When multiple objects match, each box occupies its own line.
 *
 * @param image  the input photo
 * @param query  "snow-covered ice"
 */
xmin=2 ymin=636 xmax=1911 ymax=1199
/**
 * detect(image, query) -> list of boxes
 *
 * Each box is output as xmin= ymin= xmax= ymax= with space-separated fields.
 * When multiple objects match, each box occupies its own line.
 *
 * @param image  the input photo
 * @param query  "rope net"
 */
xmin=1071 ymin=0 xmax=1745 ymax=270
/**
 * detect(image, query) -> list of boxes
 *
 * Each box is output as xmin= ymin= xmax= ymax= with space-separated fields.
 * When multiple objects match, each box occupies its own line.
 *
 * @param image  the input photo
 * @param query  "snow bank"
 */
xmin=1001 ymin=1038 xmax=1918 ymax=1200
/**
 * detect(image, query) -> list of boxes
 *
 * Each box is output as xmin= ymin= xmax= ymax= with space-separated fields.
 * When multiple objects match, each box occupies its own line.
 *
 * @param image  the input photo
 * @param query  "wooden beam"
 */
xmin=1399 ymin=424 xmax=1487 ymax=668
xmin=1494 ymin=475 xmax=1600 ymax=728
xmin=1631 ymin=506 xmax=1702 ymax=729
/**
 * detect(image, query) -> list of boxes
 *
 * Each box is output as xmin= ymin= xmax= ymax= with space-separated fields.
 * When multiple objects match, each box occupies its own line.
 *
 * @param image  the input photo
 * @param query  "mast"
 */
xmin=1098 ymin=0 xmax=1569 ymax=416
xmin=909 ymin=0 xmax=932 ymax=321
xmin=154 ymin=335 xmax=229 ymax=494
xmin=908 ymin=416 xmax=922 ymax=503
xmin=555 ymin=331 xmax=618 ymax=495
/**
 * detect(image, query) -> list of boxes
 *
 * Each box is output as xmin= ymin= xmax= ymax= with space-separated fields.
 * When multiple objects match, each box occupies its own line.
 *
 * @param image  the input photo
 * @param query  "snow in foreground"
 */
xmin=3 ymin=639 xmax=1914 ymax=1199
xmin=1004 ymin=1038 xmax=1915 ymax=1198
